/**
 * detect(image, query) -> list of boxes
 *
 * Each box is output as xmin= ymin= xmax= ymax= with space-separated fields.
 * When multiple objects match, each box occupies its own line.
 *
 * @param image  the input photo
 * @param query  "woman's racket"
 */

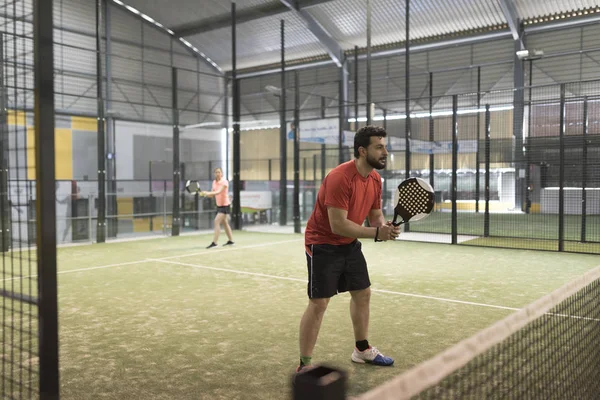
xmin=391 ymin=177 xmax=435 ymax=226
xmin=185 ymin=180 xmax=206 ymax=196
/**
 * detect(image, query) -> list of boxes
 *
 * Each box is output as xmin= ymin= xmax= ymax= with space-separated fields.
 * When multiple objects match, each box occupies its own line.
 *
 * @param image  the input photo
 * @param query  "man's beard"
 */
xmin=367 ymin=153 xmax=386 ymax=170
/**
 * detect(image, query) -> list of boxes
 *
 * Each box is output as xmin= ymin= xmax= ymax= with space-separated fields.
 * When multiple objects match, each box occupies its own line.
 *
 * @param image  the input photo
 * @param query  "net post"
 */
xmin=293 ymin=71 xmax=301 ymax=234
xmin=34 ymin=0 xmax=60 ymax=396
xmin=581 ymin=96 xmax=588 ymax=243
xmin=171 ymin=67 xmax=180 ymax=237
xmin=558 ymin=83 xmax=565 ymax=252
xmin=451 ymin=95 xmax=458 ymax=244
xmin=96 ymin=0 xmax=106 ymax=244
xmin=484 ymin=104 xmax=491 ymax=237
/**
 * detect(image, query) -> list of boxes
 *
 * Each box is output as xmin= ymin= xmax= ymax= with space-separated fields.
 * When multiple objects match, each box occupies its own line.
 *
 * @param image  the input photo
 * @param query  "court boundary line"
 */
xmin=5 ymin=238 xmax=596 ymax=316
xmin=150 ymin=258 xmax=524 ymax=312
xmin=0 ymin=238 xmax=304 ymax=282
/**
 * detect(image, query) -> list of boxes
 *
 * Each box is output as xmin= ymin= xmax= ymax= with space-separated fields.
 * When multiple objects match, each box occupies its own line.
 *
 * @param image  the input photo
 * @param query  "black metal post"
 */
xmin=354 ymin=45 xmax=359 ymax=129
xmin=231 ymin=4 xmax=242 ymax=230
xmin=208 ymin=160 xmax=212 ymax=180
xmin=321 ymin=96 xmax=326 ymax=119
xmin=0 ymin=32 xmax=8 ymax=252
xmin=382 ymin=110 xmax=388 ymax=210
xmin=34 ymin=0 xmax=59 ymax=396
xmin=96 ymin=0 xmax=106 ymax=243
xmin=148 ymin=161 xmax=153 ymax=231
xmin=223 ymin=77 xmax=229 ymax=179
xmin=484 ymin=104 xmax=490 ymax=237
xmin=268 ymin=158 xmax=272 ymax=181
xmin=558 ymin=84 xmax=565 ymax=252
xmin=581 ymin=97 xmax=588 ymax=243
xmin=525 ymin=60 xmax=533 ymax=214
xmin=404 ymin=0 xmax=411 ymax=232
xmin=429 ymin=72 xmax=434 ymax=188
xmin=313 ymin=153 xmax=317 ymax=210
xmin=171 ymin=67 xmax=180 ymax=236
xmin=514 ymin=41 xmax=525 ymax=213
xmin=366 ymin=0 xmax=372 ymax=125
xmin=475 ymin=66 xmax=481 ymax=213
xmin=303 ymin=157 xmax=307 ymax=220
xmin=294 ymin=71 xmax=301 ymax=233
xmin=321 ymin=144 xmax=326 ymax=181
xmin=279 ymin=19 xmax=287 ymax=226
xmin=104 ymin=0 xmax=117 ymax=238
xmin=451 ymin=95 xmax=458 ymax=245
xmin=339 ymin=78 xmax=344 ymax=164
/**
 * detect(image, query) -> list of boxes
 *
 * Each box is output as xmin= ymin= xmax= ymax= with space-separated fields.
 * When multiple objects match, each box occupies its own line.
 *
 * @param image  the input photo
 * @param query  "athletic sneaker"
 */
xmin=223 ymin=241 xmax=234 ymax=246
xmin=351 ymin=346 xmax=394 ymax=366
xmin=206 ymin=242 xmax=217 ymax=249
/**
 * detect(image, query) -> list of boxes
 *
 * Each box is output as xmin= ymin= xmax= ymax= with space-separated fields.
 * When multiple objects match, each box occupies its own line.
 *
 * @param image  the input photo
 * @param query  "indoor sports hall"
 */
xmin=2 ymin=0 xmax=599 ymax=399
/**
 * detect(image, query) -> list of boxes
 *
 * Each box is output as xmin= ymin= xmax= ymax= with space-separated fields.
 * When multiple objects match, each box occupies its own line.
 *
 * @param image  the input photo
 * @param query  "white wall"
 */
xmin=114 ymin=120 xmax=222 ymax=180
xmin=541 ymin=188 xmax=600 ymax=215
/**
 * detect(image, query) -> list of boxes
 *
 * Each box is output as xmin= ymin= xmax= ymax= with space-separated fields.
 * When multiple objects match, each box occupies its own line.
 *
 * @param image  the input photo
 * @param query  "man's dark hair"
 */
xmin=354 ymin=126 xmax=387 ymax=158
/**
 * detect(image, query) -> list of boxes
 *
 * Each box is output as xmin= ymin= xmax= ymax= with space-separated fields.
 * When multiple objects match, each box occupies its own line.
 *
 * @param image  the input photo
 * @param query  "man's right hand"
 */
xmin=377 ymin=224 xmax=401 ymax=241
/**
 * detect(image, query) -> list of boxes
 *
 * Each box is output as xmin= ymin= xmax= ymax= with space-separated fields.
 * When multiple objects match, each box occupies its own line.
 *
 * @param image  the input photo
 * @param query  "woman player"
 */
xmin=200 ymin=167 xmax=234 ymax=249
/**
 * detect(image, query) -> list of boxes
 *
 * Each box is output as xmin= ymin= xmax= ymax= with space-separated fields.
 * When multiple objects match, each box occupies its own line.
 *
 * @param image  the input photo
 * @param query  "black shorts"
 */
xmin=305 ymin=240 xmax=370 ymax=299
xmin=216 ymin=205 xmax=230 ymax=214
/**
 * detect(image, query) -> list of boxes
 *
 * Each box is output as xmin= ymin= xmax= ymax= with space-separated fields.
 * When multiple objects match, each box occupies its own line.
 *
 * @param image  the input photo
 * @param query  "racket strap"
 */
xmin=374 ymin=226 xmax=383 ymax=242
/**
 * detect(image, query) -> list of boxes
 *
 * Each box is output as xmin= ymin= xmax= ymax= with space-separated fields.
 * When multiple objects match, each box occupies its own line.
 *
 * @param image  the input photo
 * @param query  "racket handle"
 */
xmin=391 ymin=215 xmax=406 ymax=227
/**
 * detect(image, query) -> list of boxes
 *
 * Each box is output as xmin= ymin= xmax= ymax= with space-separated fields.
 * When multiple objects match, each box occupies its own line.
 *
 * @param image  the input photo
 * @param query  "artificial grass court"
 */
xmin=5 ymin=231 xmax=600 ymax=399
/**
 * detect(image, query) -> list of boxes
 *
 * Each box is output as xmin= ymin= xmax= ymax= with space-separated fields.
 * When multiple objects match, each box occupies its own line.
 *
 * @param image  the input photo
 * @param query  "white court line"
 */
xmin=372 ymin=289 xmax=520 ymax=311
xmin=0 ymin=238 xmax=304 ymax=282
xmin=149 ymin=258 xmax=306 ymax=283
xmin=158 ymin=238 xmax=303 ymax=260
xmin=153 ymin=258 xmax=523 ymax=312
xmin=1 ymin=260 xmax=147 ymax=282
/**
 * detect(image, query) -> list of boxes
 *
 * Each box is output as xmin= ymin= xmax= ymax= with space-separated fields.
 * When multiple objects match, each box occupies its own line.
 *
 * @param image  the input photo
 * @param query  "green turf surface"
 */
xmin=401 ymin=211 xmax=600 ymax=243
xmin=3 ymin=231 xmax=600 ymax=399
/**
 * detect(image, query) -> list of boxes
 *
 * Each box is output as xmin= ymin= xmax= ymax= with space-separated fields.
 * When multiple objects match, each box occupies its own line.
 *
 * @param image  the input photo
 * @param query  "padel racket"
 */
xmin=391 ymin=177 xmax=435 ymax=226
xmin=185 ymin=180 xmax=206 ymax=196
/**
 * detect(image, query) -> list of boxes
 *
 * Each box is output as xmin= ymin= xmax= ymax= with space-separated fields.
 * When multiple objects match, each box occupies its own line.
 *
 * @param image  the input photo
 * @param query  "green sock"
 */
xmin=300 ymin=356 xmax=312 ymax=366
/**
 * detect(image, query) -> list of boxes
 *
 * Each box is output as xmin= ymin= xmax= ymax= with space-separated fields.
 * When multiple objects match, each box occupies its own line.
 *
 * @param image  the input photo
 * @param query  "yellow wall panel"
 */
xmin=7 ymin=110 xmax=27 ymax=126
xmin=27 ymin=127 xmax=35 ymax=180
xmin=117 ymin=198 xmax=133 ymax=215
xmin=55 ymin=129 xmax=73 ymax=179
xmin=26 ymin=127 xmax=73 ymax=180
xmin=71 ymin=116 xmax=97 ymax=132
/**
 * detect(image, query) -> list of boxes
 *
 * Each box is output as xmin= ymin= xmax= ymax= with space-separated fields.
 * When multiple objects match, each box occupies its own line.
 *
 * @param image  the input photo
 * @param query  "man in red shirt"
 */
xmin=297 ymin=126 xmax=400 ymax=373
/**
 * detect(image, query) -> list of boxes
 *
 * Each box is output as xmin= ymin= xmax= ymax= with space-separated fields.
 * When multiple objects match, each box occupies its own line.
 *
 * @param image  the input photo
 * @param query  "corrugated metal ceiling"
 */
xmin=513 ymin=0 xmax=599 ymax=20
xmin=306 ymin=0 xmax=505 ymax=49
xmin=186 ymin=11 xmax=328 ymax=71
xmin=116 ymin=0 xmax=600 ymax=71
xmin=123 ymin=0 xmax=272 ymax=28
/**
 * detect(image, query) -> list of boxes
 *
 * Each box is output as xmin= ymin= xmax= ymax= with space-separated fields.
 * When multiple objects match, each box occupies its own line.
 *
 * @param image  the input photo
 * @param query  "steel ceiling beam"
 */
xmin=279 ymin=0 xmax=344 ymax=67
xmin=172 ymin=0 xmax=336 ymax=37
xmin=498 ymin=0 xmax=523 ymax=47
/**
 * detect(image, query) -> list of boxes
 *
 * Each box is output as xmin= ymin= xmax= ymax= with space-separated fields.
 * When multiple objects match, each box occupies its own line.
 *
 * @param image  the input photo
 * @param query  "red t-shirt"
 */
xmin=305 ymin=160 xmax=382 ymax=246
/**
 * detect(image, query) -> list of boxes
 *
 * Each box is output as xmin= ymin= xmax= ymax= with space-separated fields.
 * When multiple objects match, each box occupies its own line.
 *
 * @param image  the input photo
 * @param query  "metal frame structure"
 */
xmin=34 ymin=0 xmax=60 ymax=396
